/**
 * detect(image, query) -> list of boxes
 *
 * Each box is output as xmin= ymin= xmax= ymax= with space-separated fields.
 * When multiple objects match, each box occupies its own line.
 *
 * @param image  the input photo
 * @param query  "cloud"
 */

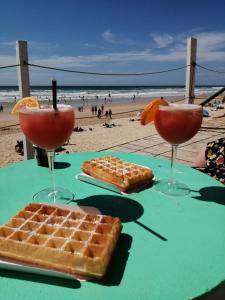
xmin=0 ymin=30 xmax=224 ymax=73
xmin=102 ymin=30 xmax=117 ymax=44
xmin=27 ymin=50 xmax=186 ymax=72
xmin=150 ymin=29 xmax=202 ymax=49
xmin=101 ymin=29 xmax=135 ymax=46
xmin=191 ymin=31 xmax=225 ymax=62
xmin=0 ymin=54 xmax=16 ymax=65
xmin=195 ymin=31 xmax=225 ymax=50
xmin=150 ymin=30 xmax=225 ymax=62
xmin=151 ymin=33 xmax=174 ymax=48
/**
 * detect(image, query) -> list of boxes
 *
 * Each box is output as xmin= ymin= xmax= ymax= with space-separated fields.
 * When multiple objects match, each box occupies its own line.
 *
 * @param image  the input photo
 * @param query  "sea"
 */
xmin=0 ymin=85 xmax=222 ymax=112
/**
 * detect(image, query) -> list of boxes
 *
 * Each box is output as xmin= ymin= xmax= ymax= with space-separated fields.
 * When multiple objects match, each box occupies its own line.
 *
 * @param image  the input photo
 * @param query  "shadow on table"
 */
xmin=91 ymin=233 xmax=132 ymax=286
xmin=74 ymin=195 xmax=167 ymax=241
xmin=0 ymin=269 xmax=81 ymax=289
xmin=54 ymin=162 xmax=71 ymax=169
xmin=134 ymin=220 xmax=167 ymax=241
xmin=191 ymin=186 xmax=225 ymax=206
xmin=194 ymin=280 xmax=225 ymax=300
xmin=74 ymin=194 xmax=143 ymax=222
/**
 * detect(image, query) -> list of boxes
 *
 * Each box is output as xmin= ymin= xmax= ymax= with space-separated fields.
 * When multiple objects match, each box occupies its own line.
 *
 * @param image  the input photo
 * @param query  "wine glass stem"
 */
xmin=170 ymin=144 xmax=178 ymax=184
xmin=46 ymin=150 xmax=56 ymax=202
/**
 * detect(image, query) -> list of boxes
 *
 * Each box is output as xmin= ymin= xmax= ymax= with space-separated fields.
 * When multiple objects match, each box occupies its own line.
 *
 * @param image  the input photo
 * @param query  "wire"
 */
xmin=196 ymin=63 xmax=225 ymax=74
xmin=0 ymin=64 xmax=20 ymax=69
xmin=1 ymin=62 xmax=224 ymax=77
xmin=27 ymin=63 xmax=188 ymax=76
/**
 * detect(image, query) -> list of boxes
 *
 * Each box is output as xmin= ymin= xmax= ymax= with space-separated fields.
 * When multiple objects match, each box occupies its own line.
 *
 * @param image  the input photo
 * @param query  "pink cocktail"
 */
xmin=154 ymin=104 xmax=203 ymax=145
xmin=20 ymin=105 xmax=74 ymax=150
xmin=154 ymin=103 xmax=203 ymax=196
xmin=19 ymin=104 xmax=75 ymax=203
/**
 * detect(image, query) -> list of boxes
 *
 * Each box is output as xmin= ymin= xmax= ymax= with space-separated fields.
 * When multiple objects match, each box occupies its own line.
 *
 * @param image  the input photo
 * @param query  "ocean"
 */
xmin=0 ymin=85 xmax=222 ymax=112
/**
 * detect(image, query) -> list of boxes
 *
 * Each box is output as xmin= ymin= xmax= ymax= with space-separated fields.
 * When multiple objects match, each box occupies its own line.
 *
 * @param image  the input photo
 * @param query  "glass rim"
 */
xmin=19 ymin=104 xmax=74 ymax=113
xmin=158 ymin=103 xmax=203 ymax=111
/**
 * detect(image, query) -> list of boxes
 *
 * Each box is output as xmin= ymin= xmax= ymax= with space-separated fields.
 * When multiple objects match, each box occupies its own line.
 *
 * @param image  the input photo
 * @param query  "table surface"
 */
xmin=0 ymin=152 xmax=225 ymax=300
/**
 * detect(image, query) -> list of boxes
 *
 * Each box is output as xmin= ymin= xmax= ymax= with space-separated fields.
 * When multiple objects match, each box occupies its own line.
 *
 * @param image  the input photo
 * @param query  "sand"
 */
xmin=0 ymin=98 xmax=224 ymax=168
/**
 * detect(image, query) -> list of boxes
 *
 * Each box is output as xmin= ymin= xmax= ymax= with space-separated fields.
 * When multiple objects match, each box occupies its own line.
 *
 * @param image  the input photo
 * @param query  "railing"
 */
xmin=0 ymin=39 xmax=225 ymax=159
xmin=200 ymin=87 xmax=225 ymax=106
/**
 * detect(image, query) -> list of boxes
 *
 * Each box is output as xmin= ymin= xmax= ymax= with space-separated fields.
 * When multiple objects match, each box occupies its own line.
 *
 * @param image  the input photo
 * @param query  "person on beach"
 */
xmin=94 ymin=105 xmax=97 ymax=114
xmin=109 ymin=108 xmax=112 ymax=119
xmin=91 ymin=106 xmax=94 ymax=114
xmin=97 ymin=108 xmax=101 ymax=118
xmin=101 ymin=104 xmax=104 ymax=114
xmin=0 ymin=104 xmax=3 ymax=111
xmin=133 ymin=95 xmax=136 ymax=102
xmin=105 ymin=110 xmax=109 ymax=118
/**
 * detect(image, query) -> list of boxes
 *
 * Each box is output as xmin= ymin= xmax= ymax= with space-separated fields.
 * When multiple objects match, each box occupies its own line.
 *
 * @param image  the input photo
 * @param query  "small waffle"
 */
xmin=0 ymin=203 xmax=122 ymax=279
xmin=81 ymin=155 xmax=154 ymax=192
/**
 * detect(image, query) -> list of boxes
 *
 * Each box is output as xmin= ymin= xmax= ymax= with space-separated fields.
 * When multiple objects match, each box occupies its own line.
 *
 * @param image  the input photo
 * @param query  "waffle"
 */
xmin=0 ymin=203 xmax=122 ymax=279
xmin=81 ymin=155 xmax=154 ymax=192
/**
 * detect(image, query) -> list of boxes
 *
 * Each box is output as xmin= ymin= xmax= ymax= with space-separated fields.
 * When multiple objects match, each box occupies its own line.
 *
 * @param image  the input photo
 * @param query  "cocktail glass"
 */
xmin=154 ymin=103 xmax=203 ymax=196
xmin=19 ymin=104 xmax=75 ymax=203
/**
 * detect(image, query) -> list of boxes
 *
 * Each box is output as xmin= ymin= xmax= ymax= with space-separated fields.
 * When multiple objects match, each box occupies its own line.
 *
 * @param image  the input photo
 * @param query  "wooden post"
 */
xmin=185 ymin=37 xmax=197 ymax=104
xmin=16 ymin=40 xmax=35 ymax=160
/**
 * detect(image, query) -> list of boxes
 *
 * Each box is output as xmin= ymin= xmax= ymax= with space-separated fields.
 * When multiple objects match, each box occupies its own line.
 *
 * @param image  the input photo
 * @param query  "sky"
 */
xmin=0 ymin=0 xmax=225 ymax=86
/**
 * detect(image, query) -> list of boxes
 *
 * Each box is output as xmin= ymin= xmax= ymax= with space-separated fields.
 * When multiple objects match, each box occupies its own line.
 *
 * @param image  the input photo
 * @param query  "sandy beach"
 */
xmin=0 ymin=97 xmax=224 ymax=168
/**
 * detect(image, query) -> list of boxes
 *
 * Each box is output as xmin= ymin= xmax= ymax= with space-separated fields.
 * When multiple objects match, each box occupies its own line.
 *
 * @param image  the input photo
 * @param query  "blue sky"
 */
xmin=0 ymin=0 xmax=225 ymax=85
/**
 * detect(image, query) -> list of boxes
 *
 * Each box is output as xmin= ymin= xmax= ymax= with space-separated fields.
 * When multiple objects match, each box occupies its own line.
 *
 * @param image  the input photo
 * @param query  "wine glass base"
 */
xmin=33 ymin=186 xmax=75 ymax=204
xmin=154 ymin=179 xmax=190 ymax=197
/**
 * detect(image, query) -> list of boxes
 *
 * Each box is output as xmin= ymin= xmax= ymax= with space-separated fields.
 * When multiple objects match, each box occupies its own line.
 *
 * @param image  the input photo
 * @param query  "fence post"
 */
xmin=185 ymin=37 xmax=197 ymax=104
xmin=16 ymin=40 xmax=35 ymax=160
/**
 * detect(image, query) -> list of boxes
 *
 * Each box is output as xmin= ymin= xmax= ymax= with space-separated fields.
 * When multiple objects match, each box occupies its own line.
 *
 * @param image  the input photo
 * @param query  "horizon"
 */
xmin=0 ymin=84 xmax=223 ymax=88
xmin=0 ymin=0 xmax=224 ymax=85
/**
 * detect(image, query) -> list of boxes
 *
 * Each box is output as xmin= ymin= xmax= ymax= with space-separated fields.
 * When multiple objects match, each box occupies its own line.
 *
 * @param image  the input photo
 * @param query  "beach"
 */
xmin=0 ymin=100 xmax=152 ymax=167
xmin=0 ymin=96 xmax=224 ymax=168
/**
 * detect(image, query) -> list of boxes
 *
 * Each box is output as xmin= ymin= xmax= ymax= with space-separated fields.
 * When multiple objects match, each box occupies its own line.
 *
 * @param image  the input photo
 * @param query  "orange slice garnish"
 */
xmin=140 ymin=98 xmax=169 ymax=125
xmin=11 ymin=96 xmax=40 ymax=114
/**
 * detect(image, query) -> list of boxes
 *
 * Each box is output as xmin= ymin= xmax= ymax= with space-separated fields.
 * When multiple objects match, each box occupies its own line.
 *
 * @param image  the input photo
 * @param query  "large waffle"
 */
xmin=0 ymin=203 xmax=122 ymax=279
xmin=81 ymin=156 xmax=154 ymax=192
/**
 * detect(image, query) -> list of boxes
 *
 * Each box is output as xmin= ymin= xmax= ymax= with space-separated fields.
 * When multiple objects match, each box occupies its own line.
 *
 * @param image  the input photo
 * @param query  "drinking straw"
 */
xmin=52 ymin=79 xmax=57 ymax=110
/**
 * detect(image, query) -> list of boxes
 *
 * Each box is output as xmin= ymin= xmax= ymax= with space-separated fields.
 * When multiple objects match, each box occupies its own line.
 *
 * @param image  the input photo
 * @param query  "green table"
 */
xmin=0 ymin=152 xmax=225 ymax=300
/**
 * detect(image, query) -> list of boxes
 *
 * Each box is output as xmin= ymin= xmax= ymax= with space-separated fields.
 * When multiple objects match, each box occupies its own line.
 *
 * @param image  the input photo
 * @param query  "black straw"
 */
xmin=52 ymin=79 xmax=57 ymax=110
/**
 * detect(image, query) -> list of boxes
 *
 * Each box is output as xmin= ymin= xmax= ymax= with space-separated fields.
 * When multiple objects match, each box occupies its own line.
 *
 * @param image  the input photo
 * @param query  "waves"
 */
xmin=0 ymin=85 xmax=222 ymax=104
